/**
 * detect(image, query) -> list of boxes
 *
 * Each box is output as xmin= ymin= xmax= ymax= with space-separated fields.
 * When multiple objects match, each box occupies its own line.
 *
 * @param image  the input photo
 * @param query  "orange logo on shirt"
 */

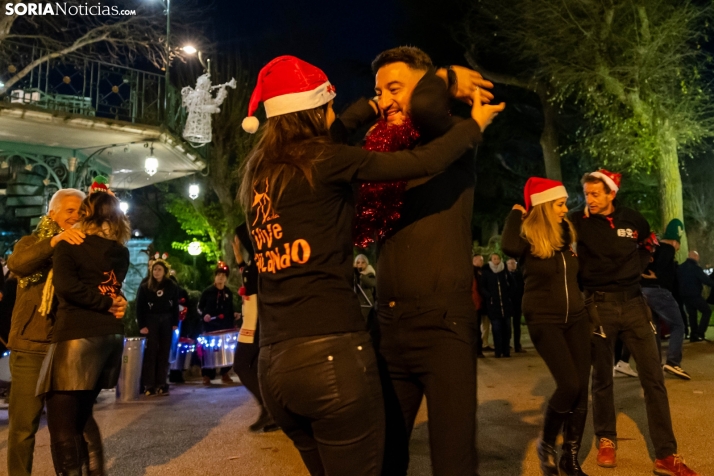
xmin=98 ymin=270 xmax=121 ymax=298
xmin=251 ymin=179 xmax=279 ymax=227
xmin=250 ymin=179 xmax=312 ymax=274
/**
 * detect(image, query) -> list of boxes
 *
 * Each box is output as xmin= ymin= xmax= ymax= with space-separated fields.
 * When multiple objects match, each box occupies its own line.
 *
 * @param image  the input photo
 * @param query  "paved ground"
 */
xmin=0 ymin=329 xmax=712 ymax=476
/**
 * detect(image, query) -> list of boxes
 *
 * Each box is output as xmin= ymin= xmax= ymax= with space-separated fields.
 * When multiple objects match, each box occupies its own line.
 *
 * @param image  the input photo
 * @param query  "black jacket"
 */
xmin=52 ymin=235 xmax=129 ymax=342
xmin=198 ymin=285 xmax=236 ymax=333
xmin=677 ymin=258 xmax=714 ymax=299
xmin=570 ymin=203 xmax=650 ymax=293
xmin=502 ymin=210 xmax=585 ymax=324
xmin=374 ymin=71 xmax=477 ymax=309
xmin=135 ymin=279 xmax=180 ymax=329
xmin=641 ymin=242 xmax=678 ymax=293
xmin=479 ymin=263 xmax=514 ymax=320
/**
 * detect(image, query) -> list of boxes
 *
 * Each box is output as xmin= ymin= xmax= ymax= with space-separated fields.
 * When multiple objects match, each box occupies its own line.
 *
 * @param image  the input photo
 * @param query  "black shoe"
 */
xmin=559 ymin=409 xmax=589 ymax=476
xmin=249 ymin=407 xmax=275 ymax=433
xmin=143 ymin=387 xmax=156 ymax=397
xmin=483 ymin=346 xmax=495 ymax=352
xmin=262 ymin=423 xmax=280 ymax=433
xmin=515 ymin=348 xmax=527 ymax=353
xmin=476 ymin=353 xmax=486 ymax=358
xmin=157 ymin=385 xmax=170 ymax=396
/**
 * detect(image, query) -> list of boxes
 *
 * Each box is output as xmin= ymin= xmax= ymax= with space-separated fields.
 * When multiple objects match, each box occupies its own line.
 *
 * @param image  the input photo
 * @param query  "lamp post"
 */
xmin=188 ymin=240 xmax=202 ymax=284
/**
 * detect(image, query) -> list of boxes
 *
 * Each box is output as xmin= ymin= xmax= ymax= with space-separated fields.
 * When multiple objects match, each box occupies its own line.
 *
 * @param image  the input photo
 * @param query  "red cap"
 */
xmin=588 ymin=169 xmax=621 ymax=192
xmin=241 ymin=55 xmax=336 ymax=133
xmin=524 ymin=177 xmax=568 ymax=211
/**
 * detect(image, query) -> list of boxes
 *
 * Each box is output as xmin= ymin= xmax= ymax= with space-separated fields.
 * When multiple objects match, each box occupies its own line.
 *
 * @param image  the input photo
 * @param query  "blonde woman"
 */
xmin=36 ymin=188 xmax=129 ymax=475
xmin=353 ymin=254 xmax=376 ymax=322
xmin=501 ymin=177 xmax=589 ymax=476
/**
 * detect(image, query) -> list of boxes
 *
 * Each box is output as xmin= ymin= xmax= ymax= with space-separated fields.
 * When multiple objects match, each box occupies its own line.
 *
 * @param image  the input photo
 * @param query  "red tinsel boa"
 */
xmin=353 ymin=117 xmax=420 ymax=248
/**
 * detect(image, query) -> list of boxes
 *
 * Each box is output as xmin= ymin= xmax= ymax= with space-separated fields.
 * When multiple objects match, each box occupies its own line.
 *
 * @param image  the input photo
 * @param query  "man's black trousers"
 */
xmin=682 ymin=295 xmax=711 ymax=340
xmin=377 ymin=298 xmax=477 ymax=476
xmin=590 ymin=294 xmax=677 ymax=459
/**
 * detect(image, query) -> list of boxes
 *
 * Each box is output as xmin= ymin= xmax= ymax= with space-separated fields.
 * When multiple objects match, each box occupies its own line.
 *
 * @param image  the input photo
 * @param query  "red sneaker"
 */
xmin=654 ymin=454 xmax=699 ymax=476
xmin=597 ymin=438 xmax=617 ymax=468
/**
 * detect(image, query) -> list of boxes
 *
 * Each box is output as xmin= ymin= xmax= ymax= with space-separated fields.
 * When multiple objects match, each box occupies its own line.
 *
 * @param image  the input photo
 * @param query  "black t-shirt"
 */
xmin=248 ymin=116 xmax=482 ymax=346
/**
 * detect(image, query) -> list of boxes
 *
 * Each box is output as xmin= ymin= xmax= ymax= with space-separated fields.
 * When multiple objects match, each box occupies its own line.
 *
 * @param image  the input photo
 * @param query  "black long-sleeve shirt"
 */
xmin=52 ymin=235 xmax=129 ymax=342
xmin=641 ymin=242 xmax=678 ymax=293
xmin=570 ymin=203 xmax=651 ymax=293
xmin=375 ymin=70 xmax=477 ymax=307
xmin=678 ymin=258 xmax=714 ymax=298
xmin=250 ymin=101 xmax=482 ymax=346
xmin=198 ymin=285 xmax=236 ymax=333
xmin=135 ymin=279 xmax=180 ymax=328
xmin=502 ymin=209 xmax=585 ymax=324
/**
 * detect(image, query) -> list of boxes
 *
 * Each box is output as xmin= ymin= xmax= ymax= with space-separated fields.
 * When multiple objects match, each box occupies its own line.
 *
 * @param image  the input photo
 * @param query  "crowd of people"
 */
xmin=0 ymin=44 xmax=711 ymax=476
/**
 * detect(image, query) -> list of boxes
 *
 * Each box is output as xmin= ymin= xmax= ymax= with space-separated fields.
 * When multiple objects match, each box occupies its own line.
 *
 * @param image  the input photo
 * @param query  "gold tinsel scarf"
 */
xmin=18 ymin=215 xmax=62 ymax=315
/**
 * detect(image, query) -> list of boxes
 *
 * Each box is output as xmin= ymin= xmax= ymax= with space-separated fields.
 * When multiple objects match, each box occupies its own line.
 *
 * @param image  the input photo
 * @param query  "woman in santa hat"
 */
xmin=501 ymin=177 xmax=590 ymax=476
xmin=238 ymin=55 xmax=503 ymax=475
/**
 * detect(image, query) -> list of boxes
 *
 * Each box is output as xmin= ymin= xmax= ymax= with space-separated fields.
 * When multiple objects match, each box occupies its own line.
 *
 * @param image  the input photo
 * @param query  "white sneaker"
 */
xmin=614 ymin=361 xmax=638 ymax=378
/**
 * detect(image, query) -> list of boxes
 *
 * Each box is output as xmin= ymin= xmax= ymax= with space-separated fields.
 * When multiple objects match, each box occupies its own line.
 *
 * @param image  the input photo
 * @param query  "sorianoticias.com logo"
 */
xmin=5 ymin=3 xmax=137 ymax=16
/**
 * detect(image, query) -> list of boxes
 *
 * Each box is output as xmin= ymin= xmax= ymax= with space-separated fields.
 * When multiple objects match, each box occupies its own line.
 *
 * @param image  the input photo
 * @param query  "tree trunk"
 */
xmin=537 ymin=87 xmax=562 ymax=181
xmin=657 ymin=125 xmax=688 ymax=260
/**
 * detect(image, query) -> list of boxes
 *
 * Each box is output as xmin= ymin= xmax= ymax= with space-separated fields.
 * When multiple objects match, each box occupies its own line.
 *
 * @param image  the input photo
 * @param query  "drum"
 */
xmin=197 ymin=330 xmax=239 ymax=368
xmin=168 ymin=326 xmax=181 ymax=363
xmin=170 ymin=339 xmax=195 ymax=371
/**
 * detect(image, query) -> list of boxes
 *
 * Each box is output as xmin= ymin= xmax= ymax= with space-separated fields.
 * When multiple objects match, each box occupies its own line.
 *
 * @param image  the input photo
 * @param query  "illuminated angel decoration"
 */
xmin=181 ymin=73 xmax=237 ymax=145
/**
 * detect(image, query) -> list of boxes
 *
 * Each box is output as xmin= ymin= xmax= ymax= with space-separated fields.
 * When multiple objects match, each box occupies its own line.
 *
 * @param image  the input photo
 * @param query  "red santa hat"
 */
xmin=588 ymin=169 xmax=621 ymax=192
xmin=241 ymin=56 xmax=337 ymax=134
xmin=524 ymin=177 xmax=568 ymax=211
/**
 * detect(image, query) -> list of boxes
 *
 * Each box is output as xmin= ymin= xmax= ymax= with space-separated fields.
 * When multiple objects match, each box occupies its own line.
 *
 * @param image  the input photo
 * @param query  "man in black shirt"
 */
xmin=507 ymin=258 xmax=525 ymax=353
xmin=370 ymin=47 xmax=493 ymax=476
xmin=677 ymin=250 xmax=714 ymax=342
xmin=571 ymin=170 xmax=700 ymax=475
xmin=641 ymin=219 xmax=689 ymax=380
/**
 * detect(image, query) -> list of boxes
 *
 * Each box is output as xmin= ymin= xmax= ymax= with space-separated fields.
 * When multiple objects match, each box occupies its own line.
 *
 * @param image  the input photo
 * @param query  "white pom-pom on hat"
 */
xmin=242 ymin=116 xmax=259 ymax=134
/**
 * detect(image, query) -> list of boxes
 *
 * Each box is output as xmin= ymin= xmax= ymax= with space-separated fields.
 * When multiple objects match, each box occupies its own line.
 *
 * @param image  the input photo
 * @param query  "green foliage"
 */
xmin=462 ymin=0 xmax=714 ymax=245
xmin=166 ymin=197 xmax=228 ymax=262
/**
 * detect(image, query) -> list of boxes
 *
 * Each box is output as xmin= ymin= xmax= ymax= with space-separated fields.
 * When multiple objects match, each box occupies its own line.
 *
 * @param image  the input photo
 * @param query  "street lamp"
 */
xmin=188 ymin=183 xmax=199 ymax=200
xmin=119 ymin=201 xmax=130 ymax=214
xmin=145 ymin=144 xmax=158 ymax=176
xmin=182 ymin=45 xmax=197 ymax=55
xmin=188 ymin=240 xmax=202 ymax=272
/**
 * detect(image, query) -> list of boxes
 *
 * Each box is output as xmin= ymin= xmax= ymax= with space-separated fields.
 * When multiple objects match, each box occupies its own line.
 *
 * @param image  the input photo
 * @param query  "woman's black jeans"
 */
xmin=258 ymin=331 xmax=385 ymax=476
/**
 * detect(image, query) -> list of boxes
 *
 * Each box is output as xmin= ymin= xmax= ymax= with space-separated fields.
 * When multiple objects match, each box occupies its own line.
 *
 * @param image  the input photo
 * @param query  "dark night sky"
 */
xmin=203 ymin=0 xmax=468 ymax=108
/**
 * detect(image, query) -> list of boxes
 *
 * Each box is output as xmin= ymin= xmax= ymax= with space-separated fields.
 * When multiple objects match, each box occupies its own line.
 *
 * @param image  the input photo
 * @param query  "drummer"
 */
xmin=198 ymin=262 xmax=240 ymax=385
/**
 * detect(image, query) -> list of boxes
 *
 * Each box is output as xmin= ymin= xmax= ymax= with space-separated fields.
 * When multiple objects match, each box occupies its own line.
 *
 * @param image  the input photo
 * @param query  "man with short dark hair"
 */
xmin=571 ymin=169 xmax=700 ymax=476
xmin=368 ymin=46 xmax=502 ymax=476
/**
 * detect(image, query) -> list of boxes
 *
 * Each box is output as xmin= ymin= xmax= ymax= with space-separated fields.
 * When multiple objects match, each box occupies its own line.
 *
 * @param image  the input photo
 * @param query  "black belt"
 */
xmin=585 ymin=288 xmax=641 ymax=303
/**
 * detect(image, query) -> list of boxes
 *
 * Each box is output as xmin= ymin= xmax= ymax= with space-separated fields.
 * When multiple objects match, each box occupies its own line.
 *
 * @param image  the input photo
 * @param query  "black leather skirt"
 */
xmin=36 ymin=334 xmax=124 ymax=396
